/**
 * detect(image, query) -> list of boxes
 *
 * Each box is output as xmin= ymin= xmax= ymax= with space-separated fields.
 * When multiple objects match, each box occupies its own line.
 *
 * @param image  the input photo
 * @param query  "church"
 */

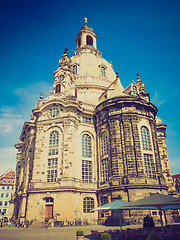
xmin=9 ymin=20 xmax=175 ymax=225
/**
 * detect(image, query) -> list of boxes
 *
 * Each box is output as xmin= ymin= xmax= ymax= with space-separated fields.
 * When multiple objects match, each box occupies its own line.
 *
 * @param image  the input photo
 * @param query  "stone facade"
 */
xmin=9 ymin=21 xmax=176 ymax=225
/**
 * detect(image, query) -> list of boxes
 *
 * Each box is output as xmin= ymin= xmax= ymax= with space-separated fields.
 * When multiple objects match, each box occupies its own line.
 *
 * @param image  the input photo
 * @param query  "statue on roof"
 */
xmin=84 ymin=17 xmax=87 ymax=25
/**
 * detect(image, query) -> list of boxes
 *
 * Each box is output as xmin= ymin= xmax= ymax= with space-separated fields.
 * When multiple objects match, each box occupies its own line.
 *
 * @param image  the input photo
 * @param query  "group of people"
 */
xmin=143 ymin=215 xmax=155 ymax=229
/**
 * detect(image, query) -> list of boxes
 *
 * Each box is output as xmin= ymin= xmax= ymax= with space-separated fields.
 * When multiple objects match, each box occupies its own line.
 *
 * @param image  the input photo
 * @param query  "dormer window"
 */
xmin=131 ymin=85 xmax=138 ymax=96
xmin=60 ymin=75 xmax=64 ymax=81
xmin=86 ymin=35 xmax=93 ymax=46
xmin=55 ymin=84 xmax=61 ymax=93
xmin=101 ymin=66 xmax=106 ymax=77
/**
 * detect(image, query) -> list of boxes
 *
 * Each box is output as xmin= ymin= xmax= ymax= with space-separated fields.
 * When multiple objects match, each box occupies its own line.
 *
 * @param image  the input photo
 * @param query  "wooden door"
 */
xmin=45 ymin=205 xmax=53 ymax=220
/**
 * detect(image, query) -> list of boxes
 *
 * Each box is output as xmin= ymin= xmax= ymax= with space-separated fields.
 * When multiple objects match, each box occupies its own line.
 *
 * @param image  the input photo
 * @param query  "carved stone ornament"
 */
xmin=59 ymin=47 xmax=71 ymax=70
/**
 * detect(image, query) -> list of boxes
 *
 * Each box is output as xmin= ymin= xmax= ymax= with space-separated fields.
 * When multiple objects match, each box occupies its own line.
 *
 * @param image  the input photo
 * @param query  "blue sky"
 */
xmin=0 ymin=0 xmax=180 ymax=175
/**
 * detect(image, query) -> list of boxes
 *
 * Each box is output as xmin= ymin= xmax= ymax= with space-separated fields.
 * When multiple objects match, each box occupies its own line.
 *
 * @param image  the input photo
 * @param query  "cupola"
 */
xmin=75 ymin=18 xmax=97 ymax=50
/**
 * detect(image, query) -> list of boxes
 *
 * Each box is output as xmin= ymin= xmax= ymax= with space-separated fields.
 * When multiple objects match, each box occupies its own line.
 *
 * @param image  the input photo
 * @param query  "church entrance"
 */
xmin=44 ymin=197 xmax=54 ymax=220
xmin=45 ymin=205 xmax=53 ymax=220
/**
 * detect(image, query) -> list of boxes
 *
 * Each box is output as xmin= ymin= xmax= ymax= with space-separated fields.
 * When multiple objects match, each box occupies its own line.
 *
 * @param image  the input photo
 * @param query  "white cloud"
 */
xmin=0 ymin=107 xmax=24 ymax=136
xmin=151 ymin=91 xmax=166 ymax=107
xmin=169 ymin=157 xmax=180 ymax=175
xmin=0 ymin=147 xmax=17 ymax=175
xmin=14 ymin=81 xmax=52 ymax=105
xmin=0 ymin=81 xmax=52 ymax=174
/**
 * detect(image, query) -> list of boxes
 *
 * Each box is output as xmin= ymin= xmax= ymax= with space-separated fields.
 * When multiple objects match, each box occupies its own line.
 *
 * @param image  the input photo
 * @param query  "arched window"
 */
xmin=73 ymin=65 xmax=77 ymax=75
xmin=83 ymin=197 xmax=94 ymax=213
xmin=45 ymin=197 xmax=54 ymax=203
xmin=101 ymin=66 xmax=106 ymax=77
xmin=82 ymin=134 xmax=92 ymax=158
xmin=100 ymin=196 xmax=108 ymax=206
xmin=49 ymin=131 xmax=59 ymax=155
xmin=100 ymin=132 xmax=108 ymax=156
xmin=86 ymin=35 xmax=93 ymax=46
xmin=141 ymin=126 xmax=151 ymax=150
xmin=55 ymin=84 xmax=61 ymax=93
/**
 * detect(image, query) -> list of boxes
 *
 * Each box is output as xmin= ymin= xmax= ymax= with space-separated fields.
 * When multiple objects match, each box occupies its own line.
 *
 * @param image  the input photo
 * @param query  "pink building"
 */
xmin=0 ymin=170 xmax=15 ymax=219
xmin=172 ymin=174 xmax=180 ymax=195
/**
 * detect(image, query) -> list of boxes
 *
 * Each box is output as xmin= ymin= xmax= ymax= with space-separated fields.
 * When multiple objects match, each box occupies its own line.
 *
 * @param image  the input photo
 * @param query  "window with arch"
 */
xmin=55 ymin=84 xmax=61 ymax=93
xmin=83 ymin=197 xmax=94 ymax=213
xmin=100 ymin=196 xmax=108 ymax=206
xmin=45 ymin=197 xmax=54 ymax=203
xmin=82 ymin=134 xmax=92 ymax=158
xmin=73 ymin=65 xmax=77 ymax=75
xmin=101 ymin=66 xmax=106 ymax=77
xmin=49 ymin=131 xmax=59 ymax=155
xmin=100 ymin=132 xmax=108 ymax=156
xmin=86 ymin=35 xmax=93 ymax=46
xmin=141 ymin=126 xmax=151 ymax=150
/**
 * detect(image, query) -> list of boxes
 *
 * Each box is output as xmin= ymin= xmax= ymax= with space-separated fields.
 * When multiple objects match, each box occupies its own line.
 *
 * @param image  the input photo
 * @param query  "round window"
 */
xmin=60 ymin=75 xmax=64 ymax=81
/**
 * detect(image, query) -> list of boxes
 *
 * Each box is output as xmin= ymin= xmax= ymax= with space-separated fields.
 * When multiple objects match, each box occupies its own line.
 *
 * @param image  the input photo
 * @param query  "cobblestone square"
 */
xmin=0 ymin=225 xmax=140 ymax=240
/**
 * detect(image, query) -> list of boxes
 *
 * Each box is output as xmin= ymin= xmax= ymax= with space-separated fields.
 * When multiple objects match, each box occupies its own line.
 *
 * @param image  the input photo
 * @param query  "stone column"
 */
xmin=121 ymin=116 xmax=136 ymax=177
xmin=149 ymin=119 xmax=165 ymax=185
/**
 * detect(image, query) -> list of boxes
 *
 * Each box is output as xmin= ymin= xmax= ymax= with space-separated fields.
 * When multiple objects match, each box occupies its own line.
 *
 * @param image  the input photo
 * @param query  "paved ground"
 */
xmin=0 ymin=224 xmax=143 ymax=240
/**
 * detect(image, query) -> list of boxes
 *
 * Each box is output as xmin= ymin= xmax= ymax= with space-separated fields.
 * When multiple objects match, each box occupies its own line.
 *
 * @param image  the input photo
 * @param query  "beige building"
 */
xmin=9 ymin=21 xmax=175 ymax=224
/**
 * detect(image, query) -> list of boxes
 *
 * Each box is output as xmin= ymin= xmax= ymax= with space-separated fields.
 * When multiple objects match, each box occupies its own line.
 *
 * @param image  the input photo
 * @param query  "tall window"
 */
xmin=144 ymin=154 xmax=156 ymax=178
xmin=47 ymin=158 xmax=58 ymax=182
xmin=55 ymin=84 xmax=61 ymax=93
xmin=82 ymin=160 xmax=92 ymax=183
xmin=73 ymin=65 xmax=77 ymax=75
xmin=82 ymin=134 xmax=92 ymax=158
xmin=141 ymin=126 xmax=151 ymax=150
xmin=100 ymin=132 xmax=108 ymax=156
xmin=86 ymin=35 xmax=93 ymax=46
xmin=49 ymin=131 xmax=59 ymax=155
xmin=101 ymin=67 xmax=106 ymax=77
xmin=83 ymin=197 xmax=94 ymax=213
xmin=101 ymin=158 xmax=109 ymax=182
